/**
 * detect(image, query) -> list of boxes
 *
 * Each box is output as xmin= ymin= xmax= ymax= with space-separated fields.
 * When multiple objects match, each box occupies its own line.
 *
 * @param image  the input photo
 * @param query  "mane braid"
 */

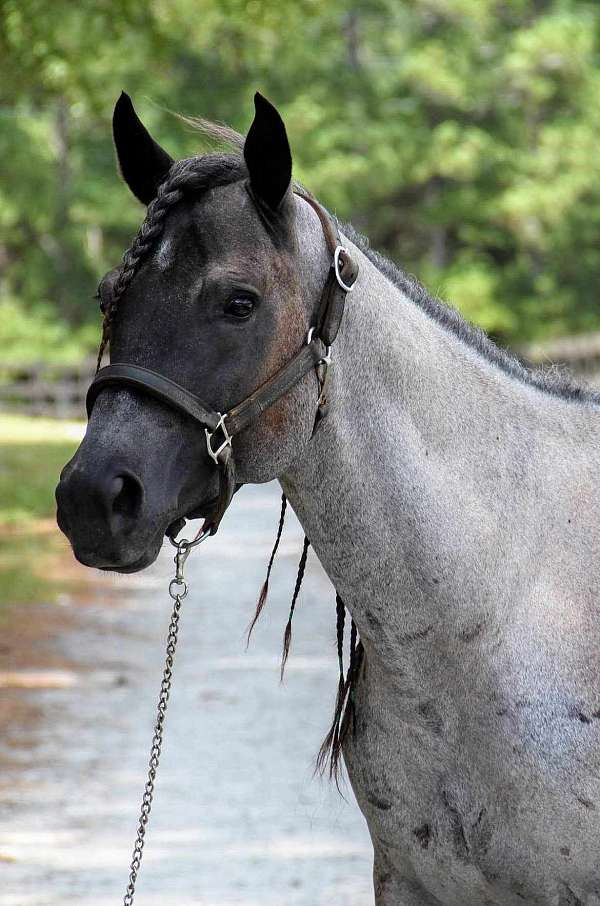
xmin=280 ymin=535 xmax=310 ymax=681
xmin=246 ymin=493 xmax=287 ymax=645
xmin=317 ymin=610 xmax=363 ymax=785
xmin=343 ymin=622 xmax=363 ymax=740
xmin=335 ymin=593 xmax=346 ymax=679
xmin=316 ymin=594 xmax=347 ymax=785
xmin=341 ymin=221 xmax=600 ymax=407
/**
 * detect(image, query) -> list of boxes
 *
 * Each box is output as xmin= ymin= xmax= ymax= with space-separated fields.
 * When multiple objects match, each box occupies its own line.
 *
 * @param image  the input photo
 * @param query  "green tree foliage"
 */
xmin=1 ymin=0 xmax=600 ymax=360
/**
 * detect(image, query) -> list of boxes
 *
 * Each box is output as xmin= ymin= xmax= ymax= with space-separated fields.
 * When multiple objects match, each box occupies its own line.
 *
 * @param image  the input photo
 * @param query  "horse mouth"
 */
xmin=105 ymin=494 xmax=220 ymax=573
xmin=165 ymin=493 xmax=221 ymax=541
xmin=70 ymin=541 xmax=161 ymax=575
xmin=98 ymin=551 xmax=157 ymax=574
xmin=178 ymin=493 xmax=220 ymax=524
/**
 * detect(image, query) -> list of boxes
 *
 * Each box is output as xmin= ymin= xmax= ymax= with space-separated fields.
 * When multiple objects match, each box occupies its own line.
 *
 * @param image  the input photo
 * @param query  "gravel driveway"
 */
xmin=1 ymin=482 xmax=373 ymax=905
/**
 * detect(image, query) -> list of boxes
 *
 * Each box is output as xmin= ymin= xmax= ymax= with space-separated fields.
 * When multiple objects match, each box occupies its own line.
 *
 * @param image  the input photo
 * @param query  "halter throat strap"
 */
xmin=86 ymin=190 xmax=359 ymax=535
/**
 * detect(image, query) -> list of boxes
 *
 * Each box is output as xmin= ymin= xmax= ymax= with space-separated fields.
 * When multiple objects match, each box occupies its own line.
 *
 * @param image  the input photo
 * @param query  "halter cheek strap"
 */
xmin=86 ymin=190 xmax=359 ymax=536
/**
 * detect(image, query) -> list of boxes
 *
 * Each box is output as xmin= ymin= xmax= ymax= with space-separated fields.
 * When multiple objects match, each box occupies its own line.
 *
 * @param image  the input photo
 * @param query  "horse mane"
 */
xmin=340 ymin=221 xmax=600 ymax=407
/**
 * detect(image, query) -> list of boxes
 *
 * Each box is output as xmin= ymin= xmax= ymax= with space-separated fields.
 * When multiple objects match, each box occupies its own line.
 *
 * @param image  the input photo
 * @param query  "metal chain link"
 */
xmin=122 ymin=529 xmax=209 ymax=905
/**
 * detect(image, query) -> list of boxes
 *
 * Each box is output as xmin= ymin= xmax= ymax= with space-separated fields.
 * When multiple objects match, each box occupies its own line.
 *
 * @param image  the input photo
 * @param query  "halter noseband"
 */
xmin=85 ymin=188 xmax=359 ymax=536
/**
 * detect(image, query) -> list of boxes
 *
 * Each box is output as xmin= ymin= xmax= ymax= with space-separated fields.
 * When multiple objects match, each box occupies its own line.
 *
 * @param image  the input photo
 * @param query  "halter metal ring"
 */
xmin=334 ymin=246 xmax=355 ymax=293
xmin=168 ymin=526 xmax=211 ymax=550
xmin=169 ymin=577 xmax=188 ymax=599
xmin=205 ymin=412 xmax=232 ymax=465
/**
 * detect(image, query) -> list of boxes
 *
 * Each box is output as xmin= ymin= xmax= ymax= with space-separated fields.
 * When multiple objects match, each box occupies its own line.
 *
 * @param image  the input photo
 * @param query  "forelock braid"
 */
xmin=95 ymin=154 xmax=248 ymax=372
xmin=96 ymin=167 xmax=180 ymax=370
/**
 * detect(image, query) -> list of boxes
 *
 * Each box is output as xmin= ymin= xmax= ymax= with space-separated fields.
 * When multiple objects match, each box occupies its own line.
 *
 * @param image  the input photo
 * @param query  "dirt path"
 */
xmin=0 ymin=483 xmax=372 ymax=905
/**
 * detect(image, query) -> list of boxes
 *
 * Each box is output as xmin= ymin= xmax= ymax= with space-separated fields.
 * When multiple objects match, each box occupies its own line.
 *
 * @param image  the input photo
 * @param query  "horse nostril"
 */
xmin=109 ymin=473 xmax=144 ymax=523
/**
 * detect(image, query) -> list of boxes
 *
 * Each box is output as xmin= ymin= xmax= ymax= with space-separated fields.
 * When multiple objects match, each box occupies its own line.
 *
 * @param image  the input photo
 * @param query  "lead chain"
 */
xmin=122 ymin=541 xmax=190 ymax=906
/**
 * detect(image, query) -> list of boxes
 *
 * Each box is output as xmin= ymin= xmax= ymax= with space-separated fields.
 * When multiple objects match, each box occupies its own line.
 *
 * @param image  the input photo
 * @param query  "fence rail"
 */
xmin=521 ymin=333 xmax=600 ymax=386
xmin=0 ymin=360 xmax=96 ymax=419
xmin=3 ymin=332 xmax=600 ymax=420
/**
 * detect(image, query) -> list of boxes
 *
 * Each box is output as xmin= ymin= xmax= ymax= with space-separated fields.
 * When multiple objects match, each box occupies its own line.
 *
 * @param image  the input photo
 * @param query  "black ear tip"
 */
xmin=253 ymin=91 xmax=277 ymax=115
xmin=114 ymin=91 xmax=134 ymax=119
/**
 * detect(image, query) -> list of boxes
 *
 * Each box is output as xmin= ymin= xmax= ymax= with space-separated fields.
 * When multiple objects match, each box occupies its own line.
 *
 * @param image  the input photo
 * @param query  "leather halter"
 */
xmin=86 ymin=187 xmax=359 ymax=536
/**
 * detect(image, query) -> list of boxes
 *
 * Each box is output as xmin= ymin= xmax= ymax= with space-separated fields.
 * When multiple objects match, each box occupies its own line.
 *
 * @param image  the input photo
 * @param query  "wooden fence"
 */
xmin=0 ymin=359 xmax=96 ymax=420
xmin=3 ymin=332 xmax=600 ymax=420
xmin=521 ymin=332 xmax=600 ymax=386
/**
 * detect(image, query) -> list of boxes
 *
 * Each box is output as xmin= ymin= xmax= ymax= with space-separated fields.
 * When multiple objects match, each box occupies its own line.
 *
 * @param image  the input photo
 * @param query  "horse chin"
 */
xmin=69 ymin=530 xmax=165 ymax=575
xmin=99 ymin=550 xmax=160 ymax=574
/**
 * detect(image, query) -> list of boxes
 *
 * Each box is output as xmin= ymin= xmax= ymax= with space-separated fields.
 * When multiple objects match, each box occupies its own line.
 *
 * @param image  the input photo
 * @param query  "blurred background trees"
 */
xmin=2 ymin=0 xmax=600 ymax=362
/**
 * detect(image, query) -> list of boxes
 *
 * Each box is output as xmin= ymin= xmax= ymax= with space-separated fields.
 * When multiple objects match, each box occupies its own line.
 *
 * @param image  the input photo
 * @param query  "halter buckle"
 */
xmin=205 ymin=413 xmax=232 ymax=465
xmin=306 ymin=327 xmax=332 ymax=367
xmin=334 ymin=246 xmax=355 ymax=293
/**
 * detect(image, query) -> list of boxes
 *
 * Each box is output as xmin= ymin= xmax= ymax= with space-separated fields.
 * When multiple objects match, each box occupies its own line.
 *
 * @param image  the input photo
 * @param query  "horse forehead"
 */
xmin=153 ymin=183 xmax=271 ymax=272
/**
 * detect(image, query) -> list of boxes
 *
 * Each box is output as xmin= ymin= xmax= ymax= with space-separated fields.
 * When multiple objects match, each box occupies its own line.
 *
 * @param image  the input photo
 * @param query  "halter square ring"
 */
xmin=205 ymin=413 xmax=232 ymax=464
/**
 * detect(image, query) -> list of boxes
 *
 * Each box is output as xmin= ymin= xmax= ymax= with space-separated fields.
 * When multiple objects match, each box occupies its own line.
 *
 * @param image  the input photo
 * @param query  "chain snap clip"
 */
xmin=167 ymin=528 xmax=211 ymax=600
xmin=169 ymin=542 xmax=191 ymax=599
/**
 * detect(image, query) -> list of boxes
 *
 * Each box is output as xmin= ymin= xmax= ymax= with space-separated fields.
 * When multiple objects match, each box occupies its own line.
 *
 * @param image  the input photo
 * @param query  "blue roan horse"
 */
xmin=57 ymin=92 xmax=600 ymax=905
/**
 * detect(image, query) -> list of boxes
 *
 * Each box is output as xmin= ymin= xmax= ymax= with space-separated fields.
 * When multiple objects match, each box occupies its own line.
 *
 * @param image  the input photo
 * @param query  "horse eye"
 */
xmin=225 ymin=297 xmax=255 ymax=320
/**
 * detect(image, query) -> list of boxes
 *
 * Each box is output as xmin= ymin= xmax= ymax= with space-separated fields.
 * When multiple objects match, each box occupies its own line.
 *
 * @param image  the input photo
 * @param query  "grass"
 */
xmin=0 ymin=414 xmax=85 ymax=609
xmin=0 ymin=414 xmax=83 ymax=524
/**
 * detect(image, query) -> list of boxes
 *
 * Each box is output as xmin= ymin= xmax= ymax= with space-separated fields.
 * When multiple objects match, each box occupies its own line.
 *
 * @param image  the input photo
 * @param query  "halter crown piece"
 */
xmin=86 ymin=187 xmax=359 ymax=538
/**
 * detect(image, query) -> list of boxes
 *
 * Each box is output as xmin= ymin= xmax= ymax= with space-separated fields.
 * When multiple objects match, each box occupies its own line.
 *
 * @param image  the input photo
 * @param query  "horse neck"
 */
xmin=280 ymin=239 xmax=596 ymax=665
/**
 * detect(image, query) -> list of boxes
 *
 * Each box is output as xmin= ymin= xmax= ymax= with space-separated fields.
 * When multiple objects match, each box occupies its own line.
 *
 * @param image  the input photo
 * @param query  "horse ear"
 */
xmin=112 ymin=92 xmax=173 ymax=205
xmin=243 ymin=93 xmax=292 ymax=211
